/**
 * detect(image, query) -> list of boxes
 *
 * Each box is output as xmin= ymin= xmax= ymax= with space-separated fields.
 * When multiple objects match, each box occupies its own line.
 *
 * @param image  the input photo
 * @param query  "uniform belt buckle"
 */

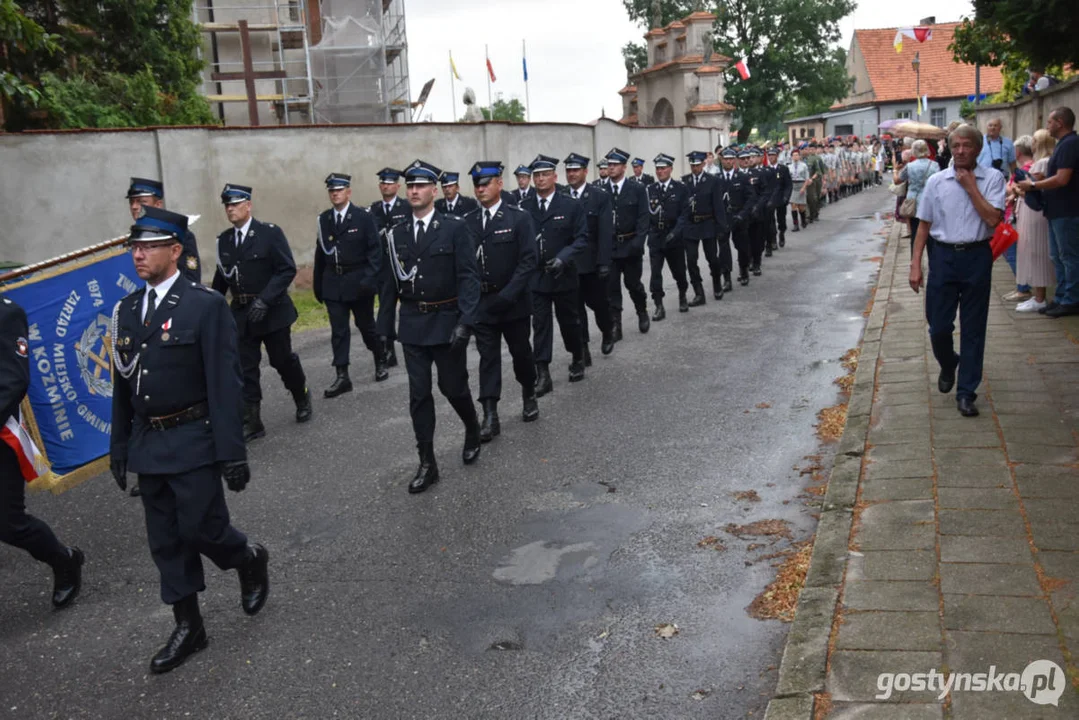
xmin=334 ymin=266 xmax=345 ymax=275
xmin=417 ymin=301 xmax=431 ymax=313
xmin=149 ymin=417 xmax=167 ymax=431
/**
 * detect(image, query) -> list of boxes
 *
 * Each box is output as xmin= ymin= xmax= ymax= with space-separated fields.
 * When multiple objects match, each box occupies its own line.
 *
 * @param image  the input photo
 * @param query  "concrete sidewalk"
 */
xmin=768 ymin=223 xmax=1079 ymax=719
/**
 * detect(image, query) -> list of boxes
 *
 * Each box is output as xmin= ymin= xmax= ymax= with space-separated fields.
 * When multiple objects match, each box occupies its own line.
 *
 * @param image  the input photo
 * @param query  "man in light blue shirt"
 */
xmin=976 ymin=118 xmax=1015 ymax=176
xmin=911 ymin=124 xmax=1007 ymax=418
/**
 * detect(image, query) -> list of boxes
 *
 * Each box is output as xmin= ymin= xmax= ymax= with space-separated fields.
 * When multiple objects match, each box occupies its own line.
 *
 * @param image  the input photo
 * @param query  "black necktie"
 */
xmin=415 ymin=220 xmax=425 ymax=246
xmin=572 ymin=189 xmax=579 ymax=199
xmin=613 ymin=184 xmax=620 ymax=200
xmin=235 ymin=228 xmax=243 ymax=249
xmin=144 ymin=289 xmax=157 ymax=327
xmin=483 ymin=209 xmax=491 ymax=229
xmin=539 ymin=198 xmax=547 ymax=214
xmin=384 ymin=203 xmax=391 ymax=216
xmin=335 ymin=213 xmax=343 ymax=233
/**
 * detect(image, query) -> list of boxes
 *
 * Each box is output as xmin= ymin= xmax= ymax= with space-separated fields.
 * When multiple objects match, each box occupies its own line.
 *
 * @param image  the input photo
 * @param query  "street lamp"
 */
xmin=912 ymin=51 xmax=921 ymax=121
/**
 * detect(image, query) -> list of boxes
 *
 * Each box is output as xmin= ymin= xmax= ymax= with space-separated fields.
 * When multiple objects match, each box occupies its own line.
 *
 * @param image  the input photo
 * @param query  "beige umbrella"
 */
xmin=893 ymin=121 xmax=948 ymax=140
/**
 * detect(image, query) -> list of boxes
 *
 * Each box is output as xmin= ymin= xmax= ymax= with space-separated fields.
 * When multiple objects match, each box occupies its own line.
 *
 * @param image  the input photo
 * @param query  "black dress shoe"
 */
xmin=582 ymin=344 xmax=593 ymax=366
xmin=479 ymin=399 xmax=500 ymax=443
xmin=238 ymin=543 xmax=269 ymax=616
xmin=51 ymin=547 xmax=84 ymax=609
xmin=384 ymin=344 xmax=398 ymax=367
xmin=765 ymin=247 xmax=773 ymax=257
xmin=150 ymin=620 xmax=208 ymax=674
xmin=738 ymin=274 xmax=750 ymax=286
xmin=1045 ymin=302 xmax=1079 ymax=318
xmin=779 ymin=232 xmax=786 ymax=248
xmin=678 ymin=292 xmax=689 ymax=312
xmin=373 ymin=353 xmax=389 ymax=382
xmin=637 ymin=311 xmax=650 ymax=334
xmin=722 ymin=274 xmax=733 ymax=292
xmin=568 ymin=357 xmax=586 ymax=382
xmin=242 ymin=402 xmax=266 ymax=442
xmin=129 ymin=483 xmax=141 ymax=497
xmin=938 ymin=362 xmax=957 ymax=394
xmin=612 ymin=319 xmax=624 ymax=342
xmin=1038 ymin=301 xmax=1059 ymax=315
xmin=713 ymin=277 xmax=724 ymax=300
xmin=324 ymin=367 xmax=353 ymax=398
xmin=652 ymin=301 xmax=666 ymax=321
xmin=522 ymin=393 xmax=539 ymax=422
xmin=957 ymin=397 xmax=979 ymax=417
xmin=751 ymin=265 xmax=762 ymax=277
xmin=600 ymin=331 xmax=615 ymax=355
xmin=535 ymin=363 xmax=553 ymax=397
xmin=462 ymin=425 xmax=481 ymax=465
xmin=688 ymin=283 xmax=706 ymax=307
xmin=409 ymin=443 xmax=439 ymax=493
xmin=293 ymin=387 xmax=313 ymax=423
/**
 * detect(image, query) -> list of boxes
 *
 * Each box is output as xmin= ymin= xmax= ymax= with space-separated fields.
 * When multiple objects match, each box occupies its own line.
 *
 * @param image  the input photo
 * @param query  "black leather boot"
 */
xmin=150 ymin=594 xmax=208 ymax=674
xmin=751 ymin=264 xmax=762 ymax=277
xmin=600 ymin=329 xmax=615 ymax=355
xmin=522 ymin=387 xmax=539 ymax=422
xmin=582 ymin=343 xmax=592 ymax=367
xmin=779 ymin=230 xmax=786 ymax=247
xmin=612 ymin=316 xmax=623 ymax=342
xmin=457 ymin=399 xmax=482 ymax=465
xmin=535 ymin=362 xmax=553 ymax=397
xmin=652 ymin=299 xmax=666 ymax=321
xmin=373 ymin=351 xmax=389 ymax=382
xmin=568 ymin=354 xmax=585 ymax=382
xmin=678 ymin=291 xmax=689 ymax=312
xmin=292 ymin=386 xmax=313 ymax=423
xmin=409 ymin=442 xmax=439 ymax=493
xmin=238 ymin=543 xmax=269 ymax=616
xmin=479 ymin=399 xmax=500 ymax=442
xmin=723 ymin=272 xmax=733 ymax=292
xmin=738 ymin=272 xmax=750 ymax=286
xmin=792 ymin=211 xmax=800 ymax=232
xmin=637 ymin=310 xmax=650 ymax=334
xmin=765 ymin=244 xmax=773 ymax=257
xmin=324 ymin=366 xmax=353 ymax=398
xmin=383 ymin=338 xmax=398 ymax=368
xmin=688 ymin=282 xmax=706 ymax=307
xmin=712 ymin=274 xmax=724 ymax=300
xmin=51 ymin=546 xmax=84 ymax=609
xmin=243 ymin=402 xmax=266 ymax=442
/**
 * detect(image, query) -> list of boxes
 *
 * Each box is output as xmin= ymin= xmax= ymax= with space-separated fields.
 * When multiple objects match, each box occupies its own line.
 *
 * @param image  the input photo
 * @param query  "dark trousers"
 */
xmin=402 ymin=343 xmax=473 ymax=444
xmin=807 ymin=183 xmax=822 ymax=221
xmin=326 ymin=295 xmax=378 ymax=367
xmin=139 ymin=464 xmax=249 ymax=604
xmin=749 ymin=220 xmax=766 ymax=267
xmin=925 ymin=242 xmax=992 ymax=401
xmin=532 ymin=290 xmax=582 ymax=363
xmin=608 ymin=254 xmax=647 ymax=314
xmin=474 ymin=316 xmax=536 ymax=401
xmin=684 ymin=236 xmax=721 ymax=286
xmin=578 ymin=272 xmax=613 ymax=344
xmin=764 ymin=208 xmax=778 ymax=250
xmin=239 ymin=326 xmax=306 ymax=403
xmin=377 ymin=262 xmax=397 ymax=341
xmin=649 ymin=246 xmax=688 ymax=299
xmin=0 ymin=448 xmax=66 ymax=567
xmin=775 ymin=205 xmax=787 ymax=232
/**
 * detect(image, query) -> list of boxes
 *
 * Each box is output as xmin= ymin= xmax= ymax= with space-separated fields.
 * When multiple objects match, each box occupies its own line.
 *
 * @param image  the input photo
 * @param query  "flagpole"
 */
xmin=523 ymin=39 xmax=531 ymax=122
xmin=449 ymin=50 xmax=457 ymax=122
xmin=486 ymin=44 xmax=493 ymax=114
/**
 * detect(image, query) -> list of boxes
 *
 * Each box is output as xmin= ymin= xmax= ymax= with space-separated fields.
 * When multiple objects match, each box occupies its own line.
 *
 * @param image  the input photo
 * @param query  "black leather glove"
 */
xmin=488 ymin=294 xmax=514 ymax=315
xmin=247 ymin=298 xmax=269 ymax=323
xmin=110 ymin=454 xmax=127 ymax=492
xmin=597 ymin=265 xmax=609 ymax=279
xmin=449 ymin=324 xmax=471 ymax=352
xmin=221 ymin=460 xmax=250 ymax=493
xmin=545 ymin=257 xmax=565 ymax=279
xmin=664 ymin=231 xmax=676 ymax=246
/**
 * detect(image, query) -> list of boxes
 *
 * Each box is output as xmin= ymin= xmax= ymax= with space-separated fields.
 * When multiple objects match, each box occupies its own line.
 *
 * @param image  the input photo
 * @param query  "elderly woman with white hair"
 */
xmin=899 ymin=140 xmax=941 ymax=252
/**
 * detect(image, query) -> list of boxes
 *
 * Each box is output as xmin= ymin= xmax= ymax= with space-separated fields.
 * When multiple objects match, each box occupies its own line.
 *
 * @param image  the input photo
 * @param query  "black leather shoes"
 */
xmin=637 ymin=310 xmax=650 ymax=334
xmin=751 ymin=265 xmax=762 ymax=277
xmin=568 ymin=357 xmax=585 ymax=382
xmin=723 ymin=273 xmax=733 ymax=292
xmin=957 ymin=397 xmax=979 ymax=417
xmin=51 ymin=547 xmax=84 ymax=609
xmin=462 ymin=424 xmax=481 ymax=465
xmin=238 ymin=543 xmax=269 ymax=616
xmin=612 ymin=318 xmax=624 ymax=342
xmin=678 ymin=292 xmax=689 ymax=312
xmin=688 ymin=284 xmax=706 ymax=307
xmin=652 ymin=301 xmax=666 ymax=321
xmin=409 ymin=443 xmax=439 ymax=493
xmin=779 ymin=231 xmax=786 ymax=248
xmin=374 ymin=353 xmax=389 ymax=382
xmin=522 ymin=392 xmax=539 ymax=422
xmin=324 ymin=367 xmax=353 ymax=398
xmin=151 ymin=595 xmax=207 ymax=674
xmin=479 ymin=399 xmax=500 ymax=443
xmin=384 ymin=342 xmax=398 ymax=367
xmin=242 ymin=402 xmax=266 ymax=442
xmin=713 ymin=277 xmax=724 ymax=301
xmin=535 ymin=363 xmax=553 ymax=397
xmin=582 ymin=344 xmax=592 ymax=367
xmin=600 ymin=331 xmax=615 ymax=355
xmin=129 ymin=483 xmax=141 ymax=497
xmin=938 ymin=361 xmax=957 ymax=394
xmin=293 ymin=387 xmax=313 ymax=423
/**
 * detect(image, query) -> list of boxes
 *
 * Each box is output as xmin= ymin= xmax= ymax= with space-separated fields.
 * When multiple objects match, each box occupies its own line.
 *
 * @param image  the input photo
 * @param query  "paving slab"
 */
xmin=943 ymin=595 xmax=1056 ymax=634
xmin=836 ymin=611 xmax=941 ymax=651
xmin=843 ymin=581 xmax=940 ymax=613
xmin=939 ymin=562 xmax=1041 ymax=596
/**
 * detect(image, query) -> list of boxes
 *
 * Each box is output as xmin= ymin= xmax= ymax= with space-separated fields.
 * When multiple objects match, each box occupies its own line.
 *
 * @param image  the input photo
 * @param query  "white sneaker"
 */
xmin=1017 ymin=299 xmax=1047 ymax=313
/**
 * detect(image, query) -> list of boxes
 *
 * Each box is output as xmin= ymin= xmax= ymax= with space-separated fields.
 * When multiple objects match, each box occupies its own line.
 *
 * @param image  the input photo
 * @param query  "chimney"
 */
xmin=919 ymin=16 xmax=936 ymax=25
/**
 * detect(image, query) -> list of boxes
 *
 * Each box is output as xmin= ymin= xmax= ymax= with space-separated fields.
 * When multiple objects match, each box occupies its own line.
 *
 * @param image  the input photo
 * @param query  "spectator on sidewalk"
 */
xmin=1010 ymin=132 xmax=1056 ymax=311
xmin=899 ymin=140 xmax=940 ymax=253
xmin=1018 ymin=106 xmax=1079 ymax=318
xmin=892 ymin=149 xmax=912 ymax=239
xmin=910 ymin=124 xmax=1007 ymax=418
xmin=978 ymin=118 xmax=1015 ymax=177
xmin=1002 ymin=136 xmax=1035 ymax=302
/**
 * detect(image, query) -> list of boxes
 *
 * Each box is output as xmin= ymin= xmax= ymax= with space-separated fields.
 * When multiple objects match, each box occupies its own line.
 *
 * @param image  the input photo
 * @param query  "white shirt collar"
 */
xmin=569 ymin=183 xmax=586 ymax=198
xmin=142 ymin=269 xmax=181 ymax=320
xmin=609 ymin=177 xmax=625 ymax=193
xmin=383 ymin=197 xmax=397 ymax=212
xmin=234 ymin=217 xmax=253 ymax=241
xmin=537 ymin=190 xmax=556 ymax=205
xmin=334 ymin=202 xmax=351 ymax=221
xmin=482 ymin=199 xmax=502 ymax=219
xmin=413 ymin=206 xmax=435 ymax=234
xmin=445 ymin=196 xmax=456 ymax=210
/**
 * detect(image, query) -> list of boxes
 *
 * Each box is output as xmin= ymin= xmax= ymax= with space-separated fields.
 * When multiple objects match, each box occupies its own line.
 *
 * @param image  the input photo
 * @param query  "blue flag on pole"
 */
xmin=523 ymin=57 xmax=528 ymax=82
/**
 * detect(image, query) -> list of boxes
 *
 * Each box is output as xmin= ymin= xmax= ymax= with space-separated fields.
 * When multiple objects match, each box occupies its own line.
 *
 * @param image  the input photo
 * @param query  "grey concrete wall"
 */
xmin=973 ymin=77 xmax=1079 ymax=140
xmin=0 ymin=119 xmax=724 ymax=269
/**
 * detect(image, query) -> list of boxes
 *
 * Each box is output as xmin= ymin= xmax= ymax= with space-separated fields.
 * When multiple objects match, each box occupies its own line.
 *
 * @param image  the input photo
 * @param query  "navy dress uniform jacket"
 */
xmin=561 ymin=184 xmax=612 ymax=274
xmin=0 ymin=298 xmax=29 ymax=428
xmin=606 ymin=180 xmax=650 ymax=258
xmin=719 ymin=171 xmax=753 ymax=225
xmin=757 ymin=166 xmax=781 ymax=212
xmin=511 ymin=187 xmax=535 ymax=205
xmin=435 ymin=195 xmax=480 ymax=218
xmin=776 ymin=163 xmax=793 ymax=205
xmin=520 ymin=192 xmax=589 ymax=294
xmin=180 ymin=230 xmax=202 ymax=285
xmin=370 ymin=197 xmax=411 ymax=233
xmin=631 ymin=173 xmax=656 ymax=186
xmin=211 ymin=219 xmax=298 ymax=337
xmin=744 ymin=168 xmax=766 ymax=219
xmin=110 ymin=280 xmax=246 ymax=475
xmin=314 ymin=204 xmax=382 ymax=302
xmin=464 ymin=204 xmax=538 ymax=324
xmin=376 ymin=212 xmax=481 ymax=346
xmin=679 ymin=172 xmax=728 ymax=241
xmin=646 ymin=180 xmax=689 ymax=252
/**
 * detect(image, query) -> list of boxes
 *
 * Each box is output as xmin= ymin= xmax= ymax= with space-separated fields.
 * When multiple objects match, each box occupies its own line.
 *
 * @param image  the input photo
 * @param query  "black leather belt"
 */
xmin=231 ymin=293 xmax=259 ymax=307
xmin=332 ymin=264 xmax=363 ymax=275
xmin=692 ymin=214 xmax=711 ymax=222
xmin=616 ymin=232 xmax=635 ymax=242
xmin=936 ymin=239 xmax=990 ymax=251
xmin=406 ymin=298 xmax=458 ymax=313
xmin=481 ymin=282 xmax=502 ymax=293
xmin=147 ymin=401 xmax=209 ymax=431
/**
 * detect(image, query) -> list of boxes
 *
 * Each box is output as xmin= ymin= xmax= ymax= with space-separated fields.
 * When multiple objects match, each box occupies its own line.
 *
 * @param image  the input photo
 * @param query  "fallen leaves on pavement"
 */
xmin=747 ymin=542 xmax=813 ymax=622
xmin=733 ymin=489 xmax=761 ymax=502
xmin=815 ymin=403 xmax=849 ymax=442
xmin=654 ymin=623 xmax=679 ymax=639
xmin=725 ymin=519 xmax=793 ymax=540
xmin=697 ymin=536 xmax=726 ymax=551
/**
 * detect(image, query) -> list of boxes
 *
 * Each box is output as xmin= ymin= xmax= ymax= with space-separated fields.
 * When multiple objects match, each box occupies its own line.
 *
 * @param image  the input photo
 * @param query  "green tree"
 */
xmin=953 ymin=1 xmax=1079 ymax=71
xmin=479 ymin=98 xmax=526 ymax=122
xmin=621 ymin=41 xmax=648 ymax=75
xmin=620 ymin=0 xmax=853 ymax=142
xmin=0 ymin=0 xmax=61 ymax=123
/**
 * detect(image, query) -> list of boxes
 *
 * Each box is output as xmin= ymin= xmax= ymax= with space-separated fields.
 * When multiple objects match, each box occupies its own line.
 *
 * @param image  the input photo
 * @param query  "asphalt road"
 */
xmin=1 ymin=189 xmax=891 ymax=720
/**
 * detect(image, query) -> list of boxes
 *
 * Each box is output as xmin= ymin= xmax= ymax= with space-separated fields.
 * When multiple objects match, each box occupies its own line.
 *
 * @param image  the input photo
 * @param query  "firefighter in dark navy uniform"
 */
xmin=630 ymin=157 xmax=655 ymax=185
xmin=741 ymin=149 xmax=767 ymax=278
xmin=126 ymin=177 xmax=201 ymax=285
xmin=0 ymin=297 xmax=83 ymax=610
xmin=521 ymin=154 xmax=590 ymax=396
xmin=377 ymin=160 xmax=483 ymax=494
xmin=211 ymin=184 xmax=311 ymax=442
xmin=603 ymin=147 xmax=652 ymax=337
xmin=511 ymin=165 xmax=536 ymax=205
xmin=716 ymin=147 xmax=753 ymax=287
xmin=592 ymin=158 xmax=610 ymax=187
xmin=110 ymin=206 xmax=268 ymax=674
xmin=434 ymin=172 xmax=480 ymax=218
xmin=768 ymin=147 xmax=793 ymax=248
xmin=680 ymin=151 xmax=729 ymax=304
xmin=371 ymin=168 xmax=410 ymax=370
xmin=313 ymin=173 xmax=386 ymax=397
xmin=646 ymin=153 xmax=690 ymax=319
xmin=464 ymin=161 xmax=540 ymax=442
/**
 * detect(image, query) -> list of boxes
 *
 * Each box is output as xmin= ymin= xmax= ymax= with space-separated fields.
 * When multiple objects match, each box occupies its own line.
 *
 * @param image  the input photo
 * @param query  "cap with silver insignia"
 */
xmin=439 ymin=172 xmax=460 ymax=187
xmin=563 ymin=153 xmax=590 ymax=170
xmin=402 ymin=160 xmax=442 ymax=185
xmin=686 ymin=151 xmax=708 ymax=165
xmin=653 ymin=153 xmax=675 ymax=168
xmin=529 ymin=154 xmax=560 ymax=172
xmin=376 ymin=167 xmax=403 ymax=183
xmin=128 ymin=206 xmax=189 ymax=244
xmin=127 ymin=177 xmax=164 ymax=199
xmin=605 ymin=147 xmax=630 ymax=164
xmin=469 ymin=161 xmax=504 ymax=186
xmin=324 ymin=173 xmax=351 ymax=190
xmin=220 ymin=183 xmax=252 ymax=205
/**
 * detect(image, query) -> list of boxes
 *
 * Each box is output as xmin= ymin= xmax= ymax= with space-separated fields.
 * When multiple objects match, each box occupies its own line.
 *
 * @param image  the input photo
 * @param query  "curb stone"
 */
xmin=764 ymin=219 xmax=899 ymax=718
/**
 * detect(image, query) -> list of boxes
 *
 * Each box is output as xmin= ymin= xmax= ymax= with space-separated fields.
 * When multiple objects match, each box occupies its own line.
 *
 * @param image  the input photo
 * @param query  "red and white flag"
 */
xmin=486 ymin=57 xmax=497 ymax=83
xmin=1 ymin=413 xmax=46 ymax=483
xmin=735 ymin=57 xmax=750 ymax=81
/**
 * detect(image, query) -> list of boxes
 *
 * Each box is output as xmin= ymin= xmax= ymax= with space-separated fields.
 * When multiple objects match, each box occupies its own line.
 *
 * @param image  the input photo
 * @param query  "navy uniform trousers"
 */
xmin=474 ymin=316 xmax=535 ymax=401
xmin=403 ymin=343 xmax=471 ymax=443
xmin=327 ymin=297 xmax=378 ymax=366
xmin=649 ymin=242 xmax=689 ymax=299
xmin=238 ymin=327 xmax=305 ymax=404
xmin=0 ymin=446 xmax=66 ymax=566
xmin=578 ymin=272 xmax=613 ymax=345
xmin=925 ymin=240 xmax=992 ymax=401
xmin=608 ymin=253 xmax=648 ymax=314
xmin=532 ymin=288 xmax=583 ymax=364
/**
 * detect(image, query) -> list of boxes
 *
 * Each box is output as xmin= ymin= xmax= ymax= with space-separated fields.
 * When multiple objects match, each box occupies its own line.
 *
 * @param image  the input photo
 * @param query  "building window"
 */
xmin=800 ymin=128 xmax=806 ymax=138
xmin=930 ymin=108 xmax=946 ymax=127
xmin=835 ymin=124 xmax=854 ymax=136
xmin=895 ymin=110 xmax=912 ymax=119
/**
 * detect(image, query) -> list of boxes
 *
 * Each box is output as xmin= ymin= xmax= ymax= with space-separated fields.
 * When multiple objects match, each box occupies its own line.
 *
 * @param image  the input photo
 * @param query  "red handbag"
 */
xmin=991 ymin=221 xmax=1018 ymax=260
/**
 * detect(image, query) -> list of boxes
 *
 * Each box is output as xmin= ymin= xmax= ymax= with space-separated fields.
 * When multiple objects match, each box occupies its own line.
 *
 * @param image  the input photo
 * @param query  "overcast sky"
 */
xmin=404 ymin=0 xmax=975 ymax=124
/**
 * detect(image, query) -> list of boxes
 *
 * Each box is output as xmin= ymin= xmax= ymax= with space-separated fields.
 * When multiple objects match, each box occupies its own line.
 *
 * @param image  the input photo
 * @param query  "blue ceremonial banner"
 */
xmin=3 ymin=249 xmax=139 ymax=479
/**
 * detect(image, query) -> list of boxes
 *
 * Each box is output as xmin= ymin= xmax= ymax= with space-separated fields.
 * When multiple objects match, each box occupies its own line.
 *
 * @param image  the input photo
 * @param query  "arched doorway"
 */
xmin=650 ymin=98 xmax=675 ymax=126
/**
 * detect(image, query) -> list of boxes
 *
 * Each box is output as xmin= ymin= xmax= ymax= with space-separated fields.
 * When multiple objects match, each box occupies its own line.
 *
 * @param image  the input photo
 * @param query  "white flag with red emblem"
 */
xmin=2 ymin=413 xmax=46 ymax=483
xmin=893 ymin=27 xmax=933 ymax=53
xmin=735 ymin=57 xmax=751 ymax=81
